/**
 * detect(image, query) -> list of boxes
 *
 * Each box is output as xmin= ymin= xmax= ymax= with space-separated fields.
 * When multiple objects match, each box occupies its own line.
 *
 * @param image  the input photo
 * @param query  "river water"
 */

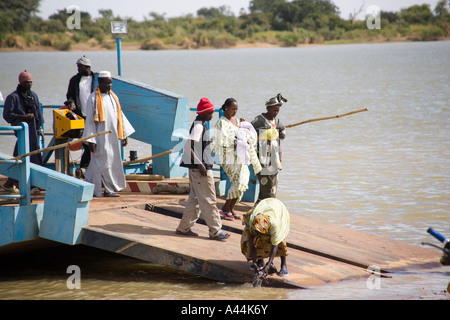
xmin=0 ymin=41 xmax=449 ymax=300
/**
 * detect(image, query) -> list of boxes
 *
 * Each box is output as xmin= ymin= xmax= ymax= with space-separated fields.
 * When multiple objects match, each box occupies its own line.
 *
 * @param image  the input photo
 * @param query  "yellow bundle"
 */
xmin=258 ymin=127 xmax=279 ymax=141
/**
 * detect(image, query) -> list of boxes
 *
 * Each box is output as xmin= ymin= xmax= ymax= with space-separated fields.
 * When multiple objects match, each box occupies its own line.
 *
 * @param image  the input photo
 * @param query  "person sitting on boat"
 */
xmin=251 ymin=93 xmax=287 ymax=202
xmin=241 ymin=198 xmax=290 ymax=276
xmin=82 ymin=71 xmax=135 ymax=197
xmin=211 ymin=98 xmax=261 ymax=220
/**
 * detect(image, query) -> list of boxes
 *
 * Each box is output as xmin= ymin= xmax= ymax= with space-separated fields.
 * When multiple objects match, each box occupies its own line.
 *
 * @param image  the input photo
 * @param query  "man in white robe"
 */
xmin=82 ymin=71 xmax=135 ymax=197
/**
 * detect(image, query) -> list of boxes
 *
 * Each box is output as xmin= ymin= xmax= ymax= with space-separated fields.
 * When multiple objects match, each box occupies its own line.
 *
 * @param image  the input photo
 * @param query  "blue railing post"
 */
xmin=17 ymin=122 xmax=31 ymax=205
xmin=116 ymin=37 xmax=123 ymax=76
xmin=0 ymin=123 xmax=31 ymax=205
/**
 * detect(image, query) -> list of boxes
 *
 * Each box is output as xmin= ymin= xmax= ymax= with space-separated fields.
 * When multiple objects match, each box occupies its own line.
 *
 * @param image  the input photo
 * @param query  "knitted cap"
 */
xmin=197 ymin=97 xmax=215 ymax=114
xmin=77 ymin=55 xmax=91 ymax=66
xmin=18 ymin=70 xmax=33 ymax=84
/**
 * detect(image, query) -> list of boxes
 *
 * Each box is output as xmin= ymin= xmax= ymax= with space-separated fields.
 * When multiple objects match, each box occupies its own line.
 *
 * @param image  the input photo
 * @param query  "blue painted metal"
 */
xmin=0 ymin=122 xmax=94 ymax=247
xmin=0 ymin=123 xmax=31 ymax=205
xmin=39 ymin=172 xmax=93 ymax=245
xmin=116 ymin=37 xmax=123 ymax=76
xmin=123 ymin=163 xmax=147 ymax=175
xmin=0 ymin=123 xmax=45 ymax=246
xmin=218 ymin=165 xmax=259 ymax=203
xmin=110 ymin=76 xmax=189 ymax=178
xmin=0 ymin=154 xmax=94 ymax=246
xmin=0 ymin=203 xmax=44 ymax=247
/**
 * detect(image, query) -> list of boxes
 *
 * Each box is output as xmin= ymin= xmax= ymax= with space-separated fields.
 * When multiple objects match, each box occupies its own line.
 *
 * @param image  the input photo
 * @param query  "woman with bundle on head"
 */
xmin=212 ymin=98 xmax=261 ymax=220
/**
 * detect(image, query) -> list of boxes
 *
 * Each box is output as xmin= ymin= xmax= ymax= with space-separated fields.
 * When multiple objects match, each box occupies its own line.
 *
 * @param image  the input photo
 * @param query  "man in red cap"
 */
xmin=2 ymin=70 xmax=44 ymax=193
xmin=176 ymin=97 xmax=230 ymax=241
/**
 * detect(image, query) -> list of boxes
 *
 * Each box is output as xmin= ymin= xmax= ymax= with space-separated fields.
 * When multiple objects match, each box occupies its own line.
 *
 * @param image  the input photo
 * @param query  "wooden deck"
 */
xmin=81 ymin=179 xmax=441 ymax=288
xmin=1 ymin=176 xmax=442 ymax=288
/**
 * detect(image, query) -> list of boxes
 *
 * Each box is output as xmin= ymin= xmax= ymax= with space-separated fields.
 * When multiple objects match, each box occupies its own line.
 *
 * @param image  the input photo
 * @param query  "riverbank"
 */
xmin=1 ymin=36 xmax=449 ymax=52
xmin=0 ymin=39 xmax=278 ymax=52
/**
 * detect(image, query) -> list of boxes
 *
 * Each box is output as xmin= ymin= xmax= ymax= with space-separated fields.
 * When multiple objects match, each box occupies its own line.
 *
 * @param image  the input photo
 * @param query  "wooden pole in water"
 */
xmin=285 ymin=108 xmax=369 ymax=129
xmin=10 ymin=130 xmax=112 ymax=161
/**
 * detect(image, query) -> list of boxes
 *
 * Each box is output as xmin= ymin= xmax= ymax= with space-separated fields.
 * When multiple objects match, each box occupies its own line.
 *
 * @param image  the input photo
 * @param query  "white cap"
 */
xmin=98 ymin=71 xmax=112 ymax=78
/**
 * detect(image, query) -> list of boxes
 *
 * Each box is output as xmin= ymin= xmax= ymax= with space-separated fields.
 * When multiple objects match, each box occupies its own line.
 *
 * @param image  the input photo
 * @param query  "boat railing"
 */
xmin=0 ymin=104 xmax=61 ymax=138
xmin=0 ymin=122 xmax=32 ymax=205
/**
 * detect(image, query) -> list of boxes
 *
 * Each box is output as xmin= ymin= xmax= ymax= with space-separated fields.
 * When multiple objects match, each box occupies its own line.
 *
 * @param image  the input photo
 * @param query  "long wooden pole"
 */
xmin=285 ymin=108 xmax=369 ymax=129
xmin=10 ymin=130 xmax=112 ymax=160
xmin=122 ymin=150 xmax=177 ymax=166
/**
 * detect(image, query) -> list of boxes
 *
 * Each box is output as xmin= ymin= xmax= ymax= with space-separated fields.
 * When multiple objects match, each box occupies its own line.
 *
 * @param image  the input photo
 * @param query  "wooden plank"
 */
xmin=149 ymin=198 xmax=441 ymax=272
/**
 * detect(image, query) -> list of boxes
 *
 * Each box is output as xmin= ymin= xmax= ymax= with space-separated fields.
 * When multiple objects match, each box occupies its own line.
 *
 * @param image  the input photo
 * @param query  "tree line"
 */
xmin=1 ymin=0 xmax=449 ymax=50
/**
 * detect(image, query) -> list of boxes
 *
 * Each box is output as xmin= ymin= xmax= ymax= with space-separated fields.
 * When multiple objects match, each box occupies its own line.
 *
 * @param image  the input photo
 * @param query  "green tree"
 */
xmin=434 ymin=0 xmax=450 ymax=22
xmin=197 ymin=6 xmax=234 ymax=19
xmin=249 ymin=0 xmax=283 ymax=13
xmin=399 ymin=4 xmax=433 ymax=24
xmin=0 ymin=0 xmax=41 ymax=32
xmin=273 ymin=0 xmax=340 ymax=30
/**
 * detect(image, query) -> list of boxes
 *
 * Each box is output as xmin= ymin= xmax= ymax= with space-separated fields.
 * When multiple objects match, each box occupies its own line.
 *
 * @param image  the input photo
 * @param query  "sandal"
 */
xmin=249 ymin=259 xmax=265 ymax=271
xmin=278 ymin=269 xmax=289 ymax=276
xmin=219 ymin=210 xmax=234 ymax=221
xmin=232 ymin=213 xmax=242 ymax=220
xmin=176 ymin=229 xmax=199 ymax=237
xmin=210 ymin=231 xmax=230 ymax=241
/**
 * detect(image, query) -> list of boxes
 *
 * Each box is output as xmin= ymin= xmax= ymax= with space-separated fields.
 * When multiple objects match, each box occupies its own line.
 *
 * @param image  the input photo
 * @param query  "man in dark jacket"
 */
xmin=2 ymin=70 xmax=44 ymax=193
xmin=66 ymin=55 xmax=95 ymax=169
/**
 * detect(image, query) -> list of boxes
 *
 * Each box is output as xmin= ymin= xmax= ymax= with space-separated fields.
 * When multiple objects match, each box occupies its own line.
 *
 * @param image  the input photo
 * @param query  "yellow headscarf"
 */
xmin=248 ymin=198 xmax=290 ymax=245
xmin=251 ymin=213 xmax=270 ymax=235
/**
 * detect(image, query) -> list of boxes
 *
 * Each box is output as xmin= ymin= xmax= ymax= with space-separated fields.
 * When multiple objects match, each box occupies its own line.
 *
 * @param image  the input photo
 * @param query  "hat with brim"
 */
xmin=265 ymin=93 xmax=288 ymax=107
xmin=265 ymin=97 xmax=281 ymax=107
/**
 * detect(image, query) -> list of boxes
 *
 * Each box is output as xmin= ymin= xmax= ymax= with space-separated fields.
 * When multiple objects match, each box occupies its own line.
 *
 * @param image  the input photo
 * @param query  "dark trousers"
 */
xmin=80 ymin=143 xmax=91 ymax=168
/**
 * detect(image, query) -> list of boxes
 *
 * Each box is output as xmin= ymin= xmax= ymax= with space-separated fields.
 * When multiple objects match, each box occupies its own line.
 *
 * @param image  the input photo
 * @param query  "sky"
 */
xmin=37 ymin=0 xmax=442 ymax=21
